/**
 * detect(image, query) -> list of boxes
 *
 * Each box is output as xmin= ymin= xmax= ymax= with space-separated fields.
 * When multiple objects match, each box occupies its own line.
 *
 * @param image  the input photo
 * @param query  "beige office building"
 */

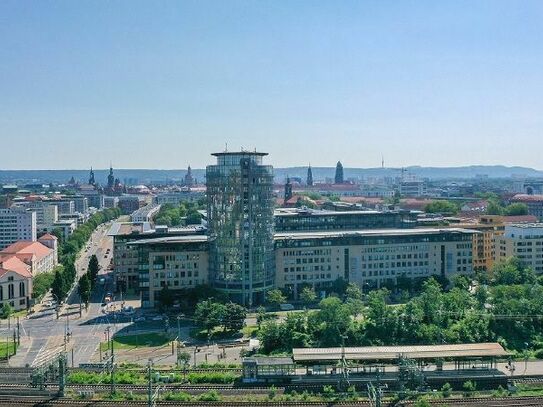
xmin=275 ymin=228 xmax=475 ymax=298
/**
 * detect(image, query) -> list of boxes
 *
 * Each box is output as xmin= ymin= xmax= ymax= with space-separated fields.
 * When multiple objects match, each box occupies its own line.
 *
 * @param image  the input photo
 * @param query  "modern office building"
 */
xmin=131 ymin=235 xmax=209 ymax=307
xmin=206 ymin=151 xmax=275 ymax=306
xmin=18 ymin=201 xmax=59 ymax=234
xmin=0 ymin=208 xmax=37 ymax=249
xmin=275 ymin=228 xmax=475 ymax=298
xmin=496 ymin=223 xmax=543 ymax=273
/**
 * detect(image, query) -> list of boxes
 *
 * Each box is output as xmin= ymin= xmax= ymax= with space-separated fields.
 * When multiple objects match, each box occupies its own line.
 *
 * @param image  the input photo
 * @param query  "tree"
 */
xmin=222 ymin=302 xmax=247 ymax=332
xmin=299 ymin=286 xmax=317 ymax=306
xmin=78 ymin=273 xmax=91 ymax=307
xmin=256 ymin=306 xmax=267 ymax=329
xmin=266 ymin=289 xmax=286 ymax=309
xmin=345 ymin=283 xmax=363 ymax=301
xmin=424 ymin=200 xmax=458 ymax=215
xmin=194 ymin=300 xmax=225 ymax=337
xmin=1 ymin=303 xmax=13 ymax=319
xmin=51 ymin=268 xmax=66 ymax=302
xmin=87 ymin=255 xmax=100 ymax=286
xmin=185 ymin=210 xmax=202 ymax=225
xmin=157 ymin=285 xmax=174 ymax=310
xmin=486 ymin=201 xmax=504 ymax=215
xmin=504 ymin=203 xmax=528 ymax=216
xmin=32 ymin=270 xmax=56 ymax=300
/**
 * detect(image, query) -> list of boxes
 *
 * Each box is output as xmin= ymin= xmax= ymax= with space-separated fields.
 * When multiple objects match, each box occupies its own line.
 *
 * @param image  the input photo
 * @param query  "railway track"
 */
xmin=0 ymin=395 xmax=541 ymax=406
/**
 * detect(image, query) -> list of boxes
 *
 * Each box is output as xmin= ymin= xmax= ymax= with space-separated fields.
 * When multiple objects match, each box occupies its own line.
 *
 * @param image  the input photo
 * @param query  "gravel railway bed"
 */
xmin=0 ymin=395 xmax=542 ymax=406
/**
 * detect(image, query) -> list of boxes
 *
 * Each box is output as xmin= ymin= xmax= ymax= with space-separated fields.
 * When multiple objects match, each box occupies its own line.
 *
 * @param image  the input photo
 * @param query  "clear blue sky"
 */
xmin=1 ymin=1 xmax=542 ymax=170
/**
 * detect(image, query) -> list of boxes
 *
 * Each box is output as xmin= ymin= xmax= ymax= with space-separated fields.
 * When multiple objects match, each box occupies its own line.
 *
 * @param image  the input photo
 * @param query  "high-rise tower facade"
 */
xmin=206 ymin=151 xmax=275 ymax=306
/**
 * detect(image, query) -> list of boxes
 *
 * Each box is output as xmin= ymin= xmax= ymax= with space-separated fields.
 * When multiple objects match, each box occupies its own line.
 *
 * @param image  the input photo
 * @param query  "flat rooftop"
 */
xmin=274 ymin=208 xmax=383 ymax=217
xmin=128 ymin=235 xmax=209 ymax=245
xmin=108 ymin=222 xmax=152 ymax=236
xmin=211 ymin=151 xmax=268 ymax=157
xmin=292 ymin=343 xmax=508 ymax=362
xmin=274 ymin=227 xmax=477 ymax=240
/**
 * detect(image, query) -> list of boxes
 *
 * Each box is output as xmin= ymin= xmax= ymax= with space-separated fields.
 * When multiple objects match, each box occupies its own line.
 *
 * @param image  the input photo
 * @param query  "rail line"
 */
xmin=0 ymin=395 xmax=542 ymax=406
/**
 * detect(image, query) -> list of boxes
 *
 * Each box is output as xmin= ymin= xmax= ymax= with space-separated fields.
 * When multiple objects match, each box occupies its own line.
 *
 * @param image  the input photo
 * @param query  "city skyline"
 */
xmin=2 ymin=1 xmax=543 ymax=170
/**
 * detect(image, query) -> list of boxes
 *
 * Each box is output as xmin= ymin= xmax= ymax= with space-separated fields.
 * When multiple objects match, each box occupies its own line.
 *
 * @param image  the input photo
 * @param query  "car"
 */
xmin=44 ymin=300 xmax=55 ymax=308
xmin=134 ymin=316 xmax=146 ymax=323
xmin=151 ymin=315 xmax=165 ymax=321
xmin=280 ymin=303 xmax=295 ymax=311
xmin=98 ymin=277 xmax=106 ymax=284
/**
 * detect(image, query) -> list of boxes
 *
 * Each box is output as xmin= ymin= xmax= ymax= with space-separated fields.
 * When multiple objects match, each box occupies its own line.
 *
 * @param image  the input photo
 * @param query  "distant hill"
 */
xmin=1 ymin=165 xmax=542 ymax=185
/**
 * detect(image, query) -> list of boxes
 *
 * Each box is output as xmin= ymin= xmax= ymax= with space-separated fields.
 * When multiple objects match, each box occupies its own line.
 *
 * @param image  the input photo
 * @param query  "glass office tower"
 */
xmin=206 ymin=151 xmax=275 ymax=306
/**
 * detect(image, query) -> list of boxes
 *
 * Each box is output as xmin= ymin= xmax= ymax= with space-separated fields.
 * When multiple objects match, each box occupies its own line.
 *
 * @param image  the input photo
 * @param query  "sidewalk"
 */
xmin=6 ymin=336 xmax=32 ymax=367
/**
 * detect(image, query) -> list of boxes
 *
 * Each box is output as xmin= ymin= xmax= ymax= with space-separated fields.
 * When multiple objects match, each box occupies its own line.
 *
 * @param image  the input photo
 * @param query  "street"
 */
xmin=5 ymin=221 xmax=133 ymax=368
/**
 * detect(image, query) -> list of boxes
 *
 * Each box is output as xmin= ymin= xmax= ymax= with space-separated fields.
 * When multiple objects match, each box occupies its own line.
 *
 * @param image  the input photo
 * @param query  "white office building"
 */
xmin=0 ymin=208 xmax=37 ymax=249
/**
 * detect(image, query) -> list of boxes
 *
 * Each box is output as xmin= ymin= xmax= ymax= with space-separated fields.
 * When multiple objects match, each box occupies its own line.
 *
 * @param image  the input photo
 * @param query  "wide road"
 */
xmin=6 ymin=220 xmax=132 ymax=368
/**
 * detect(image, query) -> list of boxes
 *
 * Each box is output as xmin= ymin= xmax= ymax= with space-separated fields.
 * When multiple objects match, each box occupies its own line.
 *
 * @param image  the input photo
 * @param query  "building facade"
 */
xmin=496 ymin=224 xmax=543 ymax=274
xmin=275 ymin=228 xmax=474 ymax=298
xmin=0 ymin=256 xmax=32 ymax=311
xmin=206 ymin=151 xmax=275 ymax=306
xmin=0 ymin=208 xmax=37 ymax=249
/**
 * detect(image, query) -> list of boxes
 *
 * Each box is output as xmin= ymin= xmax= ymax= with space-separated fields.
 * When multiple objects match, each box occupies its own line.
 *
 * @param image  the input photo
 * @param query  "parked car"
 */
xmin=280 ymin=303 xmax=295 ymax=311
xmin=134 ymin=316 xmax=146 ymax=323
xmin=151 ymin=315 xmax=165 ymax=321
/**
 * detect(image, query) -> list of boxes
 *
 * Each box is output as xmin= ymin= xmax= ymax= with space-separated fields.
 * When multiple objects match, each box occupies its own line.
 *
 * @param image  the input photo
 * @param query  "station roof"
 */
xmin=292 ymin=343 xmax=508 ymax=362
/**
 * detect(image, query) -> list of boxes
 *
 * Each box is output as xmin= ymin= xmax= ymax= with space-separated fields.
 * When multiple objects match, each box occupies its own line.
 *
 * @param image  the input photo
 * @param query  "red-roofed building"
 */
xmin=510 ymin=194 xmax=543 ymax=220
xmin=0 ymin=238 xmax=57 ymax=275
xmin=0 ymin=255 xmax=32 ymax=311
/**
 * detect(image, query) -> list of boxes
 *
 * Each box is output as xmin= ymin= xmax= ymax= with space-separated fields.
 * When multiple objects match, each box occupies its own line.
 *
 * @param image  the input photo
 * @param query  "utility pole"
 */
xmin=16 ymin=317 xmax=20 ymax=346
xmin=110 ymin=335 xmax=115 ymax=395
xmin=58 ymin=354 xmax=66 ymax=397
xmin=147 ymin=359 xmax=153 ymax=407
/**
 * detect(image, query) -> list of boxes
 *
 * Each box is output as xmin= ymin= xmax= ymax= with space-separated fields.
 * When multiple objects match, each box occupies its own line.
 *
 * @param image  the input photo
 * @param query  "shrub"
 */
xmin=462 ymin=380 xmax=476 ymax=397
xmin=441 ymin=382 xmax=452 ymax=398
xmin=198 ymin=390 xmax=221 ymax=401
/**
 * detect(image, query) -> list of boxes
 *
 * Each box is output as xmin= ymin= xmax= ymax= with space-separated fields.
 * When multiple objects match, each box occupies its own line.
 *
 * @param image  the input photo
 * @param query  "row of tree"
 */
xmin=50 ymin=208 xmax=121 ymax=302
xmin=258 ymin=258 xmax=543 ymax=354
xmin=424 ymin=197 xmax=528 ymax=217
xmin=78 ymin=254 xmax=99 ymax=307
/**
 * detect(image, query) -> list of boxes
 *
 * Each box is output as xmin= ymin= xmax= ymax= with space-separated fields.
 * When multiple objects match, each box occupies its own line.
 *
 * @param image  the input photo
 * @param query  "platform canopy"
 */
xmin=292 ymin=343 xmax=508 ymax=363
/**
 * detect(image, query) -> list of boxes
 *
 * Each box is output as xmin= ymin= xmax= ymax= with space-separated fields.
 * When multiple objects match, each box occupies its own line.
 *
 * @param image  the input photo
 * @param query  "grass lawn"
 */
xmin=0 ymin=341 xmax=18 ymax=359
xmin=100 ymin=333 xmax=171 ymax=351
xmin=242 ymin=325 xmax=258 ymax=338
xmin=189 ymin=326 xmax=242 ymax=341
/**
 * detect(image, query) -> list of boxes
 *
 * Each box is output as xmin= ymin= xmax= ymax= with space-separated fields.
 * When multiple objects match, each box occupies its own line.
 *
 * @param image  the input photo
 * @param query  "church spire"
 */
xmin=307 ymin=164 xmax=313 ymax=186
xmin=89 ymin=167 xmax=96 ymax=185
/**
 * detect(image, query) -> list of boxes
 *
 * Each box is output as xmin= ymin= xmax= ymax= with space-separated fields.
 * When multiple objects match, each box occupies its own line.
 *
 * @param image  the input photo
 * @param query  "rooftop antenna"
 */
xmin=225 ymin=142 xmax=228 ymax=152
xmin=382 ymin=155 xmax=385 ymax=169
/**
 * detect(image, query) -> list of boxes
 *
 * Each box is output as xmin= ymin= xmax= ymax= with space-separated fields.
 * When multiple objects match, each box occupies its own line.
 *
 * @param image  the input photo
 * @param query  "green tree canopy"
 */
xmin=424 ymin=200 xmax=459 ymax=215
xmin=266 ymin=289 xmax=287 ymax=308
